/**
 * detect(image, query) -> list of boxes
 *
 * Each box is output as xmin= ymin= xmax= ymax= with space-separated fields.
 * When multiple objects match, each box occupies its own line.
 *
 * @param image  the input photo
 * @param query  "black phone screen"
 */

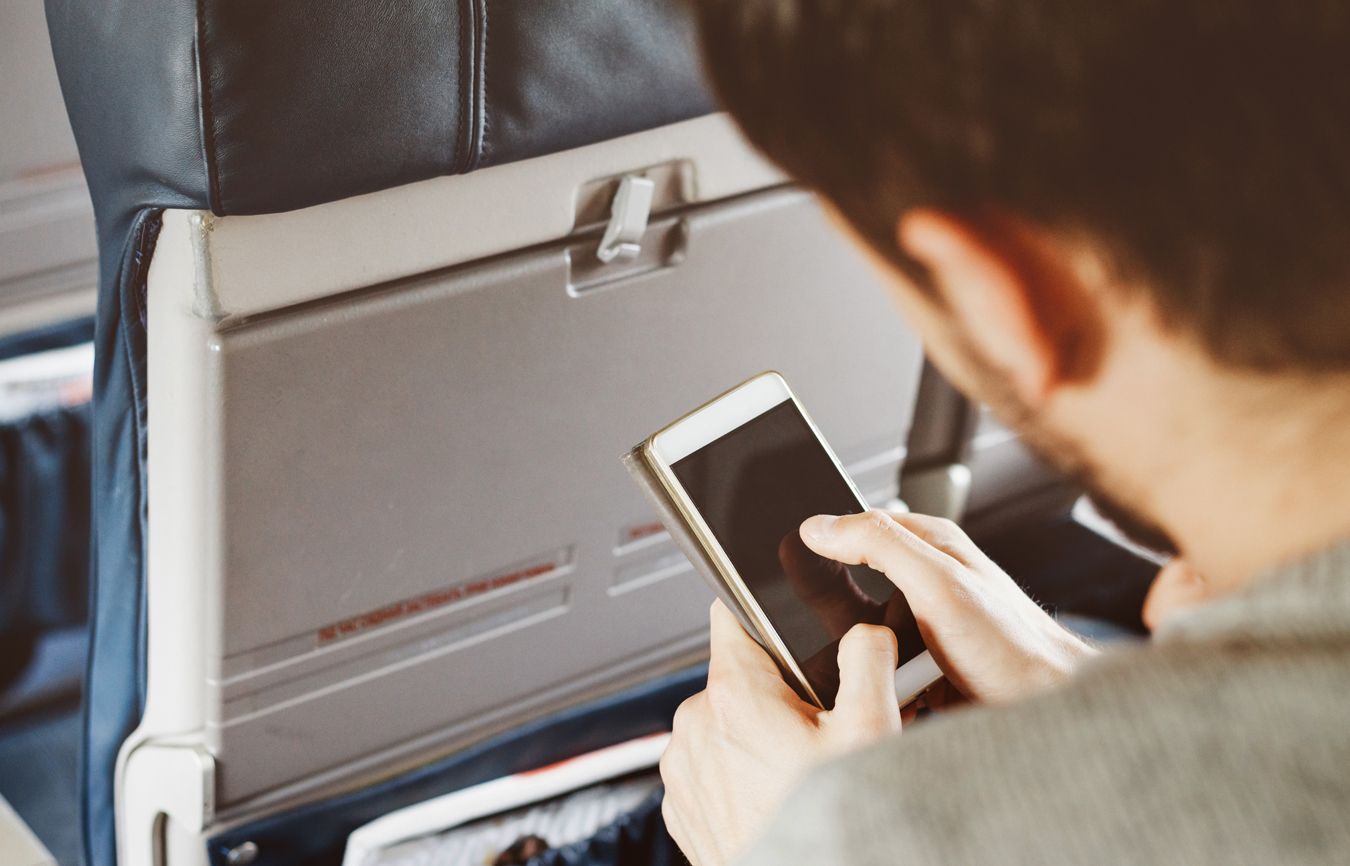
xmin=670 ymin=398 xmax=924 ymax=707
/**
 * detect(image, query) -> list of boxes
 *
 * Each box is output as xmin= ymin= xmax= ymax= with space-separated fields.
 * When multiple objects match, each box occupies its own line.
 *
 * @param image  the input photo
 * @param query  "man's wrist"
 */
xmin=1044 ymin=628 xmax=1099 ymax=685
xmin=1016 ymin=623 xmax=1099 ymax=697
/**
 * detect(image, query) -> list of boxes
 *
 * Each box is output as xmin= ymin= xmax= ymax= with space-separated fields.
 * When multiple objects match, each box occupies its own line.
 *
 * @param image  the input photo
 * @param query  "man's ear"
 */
xmin=897 ymin=209 xmax=1102 ymax=406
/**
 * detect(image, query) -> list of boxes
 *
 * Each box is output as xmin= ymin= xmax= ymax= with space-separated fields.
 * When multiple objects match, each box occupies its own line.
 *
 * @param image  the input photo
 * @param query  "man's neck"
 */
xmin=1067 ymin=326 xmax=1350 ymax=592
xmin=1145 ymin=372 xmax=1350 ymax=590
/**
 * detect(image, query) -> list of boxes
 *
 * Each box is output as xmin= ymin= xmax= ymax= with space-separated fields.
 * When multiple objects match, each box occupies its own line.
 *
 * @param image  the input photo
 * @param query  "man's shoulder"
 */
xmin=743 ymin=636 xmax=1350 ymax=866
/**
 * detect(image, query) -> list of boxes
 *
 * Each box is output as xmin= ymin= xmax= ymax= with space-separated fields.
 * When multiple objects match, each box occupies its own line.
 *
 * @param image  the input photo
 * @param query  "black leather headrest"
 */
xmin=45 ymin=0 xmax=713 ymax=227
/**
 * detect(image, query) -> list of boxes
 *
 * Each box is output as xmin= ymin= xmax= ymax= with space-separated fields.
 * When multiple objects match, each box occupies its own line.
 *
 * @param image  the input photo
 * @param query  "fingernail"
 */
xmin=801 ymin=514 xmax=839 ymax=542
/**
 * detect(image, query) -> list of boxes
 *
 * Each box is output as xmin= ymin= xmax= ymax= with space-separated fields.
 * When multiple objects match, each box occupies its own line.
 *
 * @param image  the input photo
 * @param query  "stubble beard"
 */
xmin=957 ymin=337 xmax=1180 ymax=559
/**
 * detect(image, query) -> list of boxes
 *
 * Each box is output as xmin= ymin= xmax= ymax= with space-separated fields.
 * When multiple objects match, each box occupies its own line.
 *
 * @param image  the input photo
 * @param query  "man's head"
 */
xmin=689 ymin=0 xmax=1350 ymax=579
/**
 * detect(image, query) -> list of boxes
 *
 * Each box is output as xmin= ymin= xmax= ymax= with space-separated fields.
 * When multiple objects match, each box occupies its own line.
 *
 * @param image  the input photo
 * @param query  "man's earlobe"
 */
xmin=1143 ymin=559 xmax=1212 ymax=631
xmin=897 ymin=209 xmax=1103 ymax=405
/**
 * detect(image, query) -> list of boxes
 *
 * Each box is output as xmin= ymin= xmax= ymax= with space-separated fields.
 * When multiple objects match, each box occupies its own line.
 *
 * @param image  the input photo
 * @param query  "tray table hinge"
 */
xmin=120 ymin=740 xmax=216 ymax=866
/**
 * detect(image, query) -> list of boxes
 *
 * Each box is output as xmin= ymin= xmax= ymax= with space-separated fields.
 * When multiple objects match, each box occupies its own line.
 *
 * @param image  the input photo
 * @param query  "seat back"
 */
xmin=131 ymin=119 xmax=925 ymax=864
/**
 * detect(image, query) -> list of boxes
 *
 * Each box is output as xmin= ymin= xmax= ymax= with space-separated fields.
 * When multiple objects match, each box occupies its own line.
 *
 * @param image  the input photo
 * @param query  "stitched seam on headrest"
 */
xmin=475 ymin=0 xmax=490 ymax=169
xmin=194 ymin=0 xmax=224 ymax=215
xmin=453 ymin=0 xmax=466 ymax=174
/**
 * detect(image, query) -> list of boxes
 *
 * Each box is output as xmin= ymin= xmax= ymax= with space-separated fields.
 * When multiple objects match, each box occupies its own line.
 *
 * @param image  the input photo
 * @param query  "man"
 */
xmin=659 ymin=2 xmax=1350 ymax=864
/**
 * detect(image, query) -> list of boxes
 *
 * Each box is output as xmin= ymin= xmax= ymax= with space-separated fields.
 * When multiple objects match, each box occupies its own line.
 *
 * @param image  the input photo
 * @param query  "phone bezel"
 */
xmin=644 ymin=371 xmax=941 ymax=707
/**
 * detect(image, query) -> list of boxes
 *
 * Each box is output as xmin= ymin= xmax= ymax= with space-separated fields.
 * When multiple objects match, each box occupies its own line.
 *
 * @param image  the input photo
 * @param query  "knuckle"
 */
xmin=863 ymin=509 xmax=898 ymax=535
xmin=893 ymin=516 xmax=981 ymax=574
xmin=910 ymin=513 xmax=960 ymax=540
xmin=920 ymin=515 xmax=978 ymax=558
xmin=849 ymin=510 xmax=903 ymax=547
xmin=843 ymin=623 xmax=898 ymax=657
xmin=855 ymin=510 xmax=906 ymax=564
xmin=671 ymin=693 xmax=702 ymax=732
xmin=903 ymin=511 xmax=946 ymax=529
xmin=932 ymin=516 xmax=963 ymax=535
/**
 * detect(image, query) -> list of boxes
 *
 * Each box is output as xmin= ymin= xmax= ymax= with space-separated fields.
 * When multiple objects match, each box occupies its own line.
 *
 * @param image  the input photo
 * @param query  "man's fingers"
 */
xmin=830 ymin=624 xmax=901 ymax=735
xmin=886 ymin=512 xmax=983 ymax=567
xmin=799 ymin=510 xmax=954 ymax=601
xmin=779 ymin=531 xmax=876 ymax=638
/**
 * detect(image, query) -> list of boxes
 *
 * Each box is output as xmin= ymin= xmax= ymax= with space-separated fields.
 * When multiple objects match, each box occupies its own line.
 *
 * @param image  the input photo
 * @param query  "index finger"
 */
xmin=887 ymin=512 xmax=985 ymax=568
xmin=779 ymin=530 xmax=879 ymax=639
xmin=799 ymin=510 xmax=957 ymax=603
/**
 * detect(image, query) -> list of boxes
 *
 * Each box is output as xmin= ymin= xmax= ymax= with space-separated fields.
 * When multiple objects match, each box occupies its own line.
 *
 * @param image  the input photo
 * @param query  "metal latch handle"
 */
xmin=596 ymin=175 xmax=656 ymax=264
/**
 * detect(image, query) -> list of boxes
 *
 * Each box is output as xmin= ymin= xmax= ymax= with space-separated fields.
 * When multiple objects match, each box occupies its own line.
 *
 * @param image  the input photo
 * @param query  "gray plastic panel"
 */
xmin=0 ymin=2 xmax=97 ymax=330
xmin=966 ymin=406 xmax=1065 ymax=514
xmin=0 ymin=1 xmax=81 ymax=184
xmin=205 ymin=187 xmax=924 ymax=805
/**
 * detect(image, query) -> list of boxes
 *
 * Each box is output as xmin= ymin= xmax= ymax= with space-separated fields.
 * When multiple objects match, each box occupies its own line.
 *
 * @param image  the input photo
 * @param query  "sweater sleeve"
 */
xmin=736 ymin=761 xmax=911 ymax=866
xmin=733 ymin=633 xmax=1350 ymax=866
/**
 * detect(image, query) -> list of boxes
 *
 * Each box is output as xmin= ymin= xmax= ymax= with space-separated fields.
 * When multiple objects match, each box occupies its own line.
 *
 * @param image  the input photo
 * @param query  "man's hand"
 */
xmin=801 ymin=510 xmax=1096 ymax=703
xmin=661 ymin=511 xmax=1096 ymax=864
xmin=660 ymin=602 xmax=901 ymax=866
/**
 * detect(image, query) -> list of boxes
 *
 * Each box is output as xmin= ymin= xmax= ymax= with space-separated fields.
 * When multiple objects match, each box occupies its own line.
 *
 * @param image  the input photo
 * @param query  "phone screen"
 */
xmin=670 ymin=398 xmax=924 ymax=707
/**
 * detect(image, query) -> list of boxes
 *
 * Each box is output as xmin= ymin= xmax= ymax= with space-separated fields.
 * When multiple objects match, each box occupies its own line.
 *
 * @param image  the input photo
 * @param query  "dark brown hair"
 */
xmin=689 ymin=1 xmax=1350 ymax=371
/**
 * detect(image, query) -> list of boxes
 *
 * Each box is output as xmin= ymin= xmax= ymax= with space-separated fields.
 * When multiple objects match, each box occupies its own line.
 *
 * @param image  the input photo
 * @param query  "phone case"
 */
xmin=621 ymin=445 xmax=771 ymax=651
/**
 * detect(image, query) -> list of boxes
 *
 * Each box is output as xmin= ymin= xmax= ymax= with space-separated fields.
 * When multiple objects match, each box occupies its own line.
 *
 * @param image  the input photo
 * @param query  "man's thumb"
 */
xmin=831 ymin=624 xmax=901 ymax=737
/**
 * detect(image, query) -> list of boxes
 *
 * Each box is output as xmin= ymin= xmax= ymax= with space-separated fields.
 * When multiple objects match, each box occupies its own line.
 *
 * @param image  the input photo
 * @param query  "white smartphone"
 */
xmin=630 ymin=371 xmax=942 ymax=708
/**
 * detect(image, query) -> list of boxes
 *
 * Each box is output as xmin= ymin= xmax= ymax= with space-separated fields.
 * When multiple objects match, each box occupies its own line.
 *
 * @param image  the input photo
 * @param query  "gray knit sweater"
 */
xmin=738 ymin=539 xmax=1350 ymax=865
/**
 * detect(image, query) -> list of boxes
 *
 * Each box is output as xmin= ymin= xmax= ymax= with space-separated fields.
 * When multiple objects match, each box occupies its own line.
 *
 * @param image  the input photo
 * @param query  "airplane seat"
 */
xmin=47 ymin=2 xmax=927 ymax=865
